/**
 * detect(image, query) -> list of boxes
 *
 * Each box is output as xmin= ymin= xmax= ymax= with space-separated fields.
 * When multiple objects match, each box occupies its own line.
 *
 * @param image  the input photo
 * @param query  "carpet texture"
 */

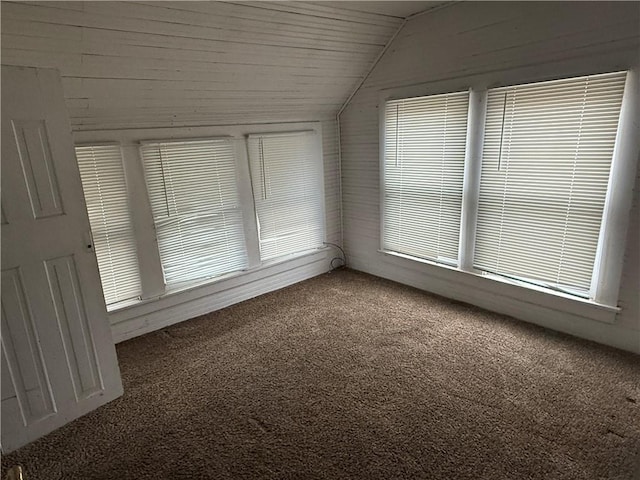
xmin=2 ymin=269 xmax=639 ymax=479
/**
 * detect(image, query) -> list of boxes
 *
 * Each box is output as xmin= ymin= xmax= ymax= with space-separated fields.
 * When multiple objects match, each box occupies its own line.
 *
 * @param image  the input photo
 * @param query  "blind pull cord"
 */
xmin=259 ymin=138 xmax=267 ymax=200
xmin=497 ymin=91 xmax=508 ymax=171
xmin=159 ymin=146 xmax=171 ymax=216
xmin=395 ymin=104 xmax=400 ymax=167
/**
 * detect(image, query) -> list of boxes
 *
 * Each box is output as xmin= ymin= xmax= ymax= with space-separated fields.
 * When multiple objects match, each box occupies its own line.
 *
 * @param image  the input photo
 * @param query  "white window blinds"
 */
xmin=474 ymin=72 xmax=627 ymax=295
xmin=247 ymin=131 xmax=325 ymax=260
xmin=382 ymin=91 xmax=470 ymax=264
xmin=75 ymin=144 xmax=142 ymax=306
xmin=140 ymin=138 xmax=248 ymax=285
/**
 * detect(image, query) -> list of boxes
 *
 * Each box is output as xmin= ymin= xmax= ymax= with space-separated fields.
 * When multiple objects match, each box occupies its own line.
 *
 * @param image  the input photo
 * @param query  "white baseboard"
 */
xmin=106 ymin=246 xmax=639 ymax=354
xmin=109 ymin=249 xmax=332 ymax=343
xmin=349 ymin=254 xmax=640 ymax=354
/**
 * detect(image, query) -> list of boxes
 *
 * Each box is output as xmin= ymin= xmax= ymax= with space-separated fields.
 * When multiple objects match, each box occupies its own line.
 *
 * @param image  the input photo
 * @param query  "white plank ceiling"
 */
xmin=1 ymin=1 xmax=442 ymax=130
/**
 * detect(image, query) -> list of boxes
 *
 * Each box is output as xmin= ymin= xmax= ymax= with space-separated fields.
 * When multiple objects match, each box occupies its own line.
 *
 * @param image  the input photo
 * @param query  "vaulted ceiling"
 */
xmin=1 ymin=1 xmax=444 ymax=130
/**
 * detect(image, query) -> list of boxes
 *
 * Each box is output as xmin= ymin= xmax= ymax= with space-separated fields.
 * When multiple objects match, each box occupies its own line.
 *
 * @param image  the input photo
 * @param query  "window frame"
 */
xmin=74 ymin=142 xmax=143 ymax=310
xmin=139 ymin=136 xmax=250 ymax=287
xmin=378 ymin=68 xmax=639 ymax=313
xmin=73 ymin=121 xmax=325 ymax=312
xmin=246 ymin=130 xmax=327 ymax=261
xmin=380 ymin=90 xmax=471 ymax=266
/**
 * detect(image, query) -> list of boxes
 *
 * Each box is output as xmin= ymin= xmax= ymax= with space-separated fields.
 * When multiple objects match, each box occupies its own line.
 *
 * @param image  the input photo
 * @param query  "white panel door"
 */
xmin=1 ymin=66 xmax=123 ymax=453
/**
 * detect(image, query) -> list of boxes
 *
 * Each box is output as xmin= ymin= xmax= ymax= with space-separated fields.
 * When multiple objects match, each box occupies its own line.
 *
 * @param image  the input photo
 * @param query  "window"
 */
xmin=247 ymin=131 xmax=325 ymax=260
xmin=74 ymin=123 xmax=325 ymax=311
xmin=140 ymin=138 xmax=248 ymax=285
xmin=381 ymin=71 xmax=631 ymax=304
xmin=475 ymin=72 xmax=627 ymax=296
xmin=382 ymin=91 xmax=469 ymax=264
xmin=75 ymin=144 xmax=142 ymax=307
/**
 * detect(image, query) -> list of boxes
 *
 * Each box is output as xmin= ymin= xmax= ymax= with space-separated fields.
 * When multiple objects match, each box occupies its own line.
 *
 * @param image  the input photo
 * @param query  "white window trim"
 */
xmin=590 ymin=70 xmax=640 ymax=305
xmin=458 ymin=89 xmax=487 ymax=273
xmin=107 ymin=246 xmax=332 ymax=315
xmin=378 ymin=68 xmax=639 ymax=316
xmin=74 ymin=121 xmax=325 ymax=311
xmin=75 ymin=142 xmax=143 ymax=308
xmin=379 ymin=249 xmax=618 ymax=318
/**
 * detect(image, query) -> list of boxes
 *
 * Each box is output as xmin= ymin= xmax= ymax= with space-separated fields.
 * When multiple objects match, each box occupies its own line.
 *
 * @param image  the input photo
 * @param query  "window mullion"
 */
xmin=458 ymin=88 xmax=488 ymax=272
xmin=236 ymin=137 xmax=261 ymax=269
xmin=122 ymin=144 xmax=166 ymax=299
xmin=590 ymin=68 xmax=640 ymax=304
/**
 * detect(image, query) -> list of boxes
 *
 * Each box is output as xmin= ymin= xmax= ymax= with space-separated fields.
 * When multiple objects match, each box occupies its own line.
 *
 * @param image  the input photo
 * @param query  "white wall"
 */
xmin=1 ymin=1 xmax=387 ymax=341
xmin=340 ymin=2 xmax=640 ymax=353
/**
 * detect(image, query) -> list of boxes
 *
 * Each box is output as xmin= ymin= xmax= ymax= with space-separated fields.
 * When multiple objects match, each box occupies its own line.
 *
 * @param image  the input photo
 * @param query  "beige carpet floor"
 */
xmin=2 ymin=269 xmax=639 ymax=479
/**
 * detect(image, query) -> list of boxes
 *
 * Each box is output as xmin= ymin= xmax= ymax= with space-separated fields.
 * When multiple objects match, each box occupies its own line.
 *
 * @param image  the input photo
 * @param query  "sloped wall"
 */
xmin=0 ymin=0 xmax=402 ymax=248
xmin=340 ymin=1 xmax=640 ymax=352
xmin=1 ymin=1 xmax=398 ymax=338
xmin=1 ymin=1 xmax=401 ymax=129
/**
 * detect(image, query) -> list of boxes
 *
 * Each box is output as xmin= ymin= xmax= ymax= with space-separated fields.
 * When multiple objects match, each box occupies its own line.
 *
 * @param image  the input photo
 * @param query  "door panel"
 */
xmin=1 ymin=65 xmax=123 ymax=453
xmin=1 ymin=269 xmax=56 ymax=423
xmin=44 ymin=256 xmax=103 ymax=400
xmin=11 ymin=119 xmax=64 ymax=218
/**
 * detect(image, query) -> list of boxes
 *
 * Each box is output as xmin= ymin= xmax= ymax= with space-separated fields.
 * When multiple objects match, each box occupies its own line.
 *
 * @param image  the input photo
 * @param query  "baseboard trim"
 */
xmin=110 ymin=250 xmax=332 ymax=343
xmin=348 ymin=256 xmax=640 ymax=354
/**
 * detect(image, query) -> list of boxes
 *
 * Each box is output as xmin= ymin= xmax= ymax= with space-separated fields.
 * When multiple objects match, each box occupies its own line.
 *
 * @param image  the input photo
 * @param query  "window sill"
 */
xmin=378 ymin=249 xmax=620 ymax=323
xmin=163 ymin=247 xmax=329 ymax=297
xmin=106 ymin=297 xmax=143 ymax=313
xmin=107 ymin=247 xmax=329 ymax=314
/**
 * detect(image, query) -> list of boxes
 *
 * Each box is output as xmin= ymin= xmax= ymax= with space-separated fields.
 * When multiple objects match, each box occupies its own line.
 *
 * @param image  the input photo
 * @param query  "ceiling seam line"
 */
xmin=333 ymin=11 xmax=408 ymax=253
xmin=333 ymin=1 xmax=460 ymax=256
xmin=336 ymin=18 xmax=407 ymax=118
xmin=336 ymin=2 xmax=458 ymax=118
xmin=405 ymin=1 xmax=459 ymax=21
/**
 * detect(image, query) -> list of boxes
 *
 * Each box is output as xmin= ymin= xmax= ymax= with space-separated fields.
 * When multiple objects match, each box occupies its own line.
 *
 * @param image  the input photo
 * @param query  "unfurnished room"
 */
xmin=0 ymin=1 xmax=639 ymax=479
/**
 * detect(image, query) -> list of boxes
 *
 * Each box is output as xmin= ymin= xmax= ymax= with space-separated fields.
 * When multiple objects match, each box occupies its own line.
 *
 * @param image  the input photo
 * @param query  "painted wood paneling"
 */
xmin=110 ymin=249 xmax=333 ymax=343
xmin=1 ymin=2 xmax=374 ymax=341
xmin=321 ymin=118 xmax=341 ymax=245
xmin=617 ymin=170 xmax=640 ymax=333
xmin=340 ymin=1 xmax=640 ymax=352
xmin=0 ymin=1 xmax=404 ymax=130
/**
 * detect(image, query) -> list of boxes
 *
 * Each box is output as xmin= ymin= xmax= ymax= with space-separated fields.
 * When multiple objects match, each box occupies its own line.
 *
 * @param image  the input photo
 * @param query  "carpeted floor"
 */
xmin=2 ymin=269 xmax=639 ymax=479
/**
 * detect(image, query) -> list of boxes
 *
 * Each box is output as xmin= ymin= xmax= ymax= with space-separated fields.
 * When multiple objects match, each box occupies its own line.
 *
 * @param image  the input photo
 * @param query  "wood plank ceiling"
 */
xmin=1 ymin=1 xmax=441 ymax=130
